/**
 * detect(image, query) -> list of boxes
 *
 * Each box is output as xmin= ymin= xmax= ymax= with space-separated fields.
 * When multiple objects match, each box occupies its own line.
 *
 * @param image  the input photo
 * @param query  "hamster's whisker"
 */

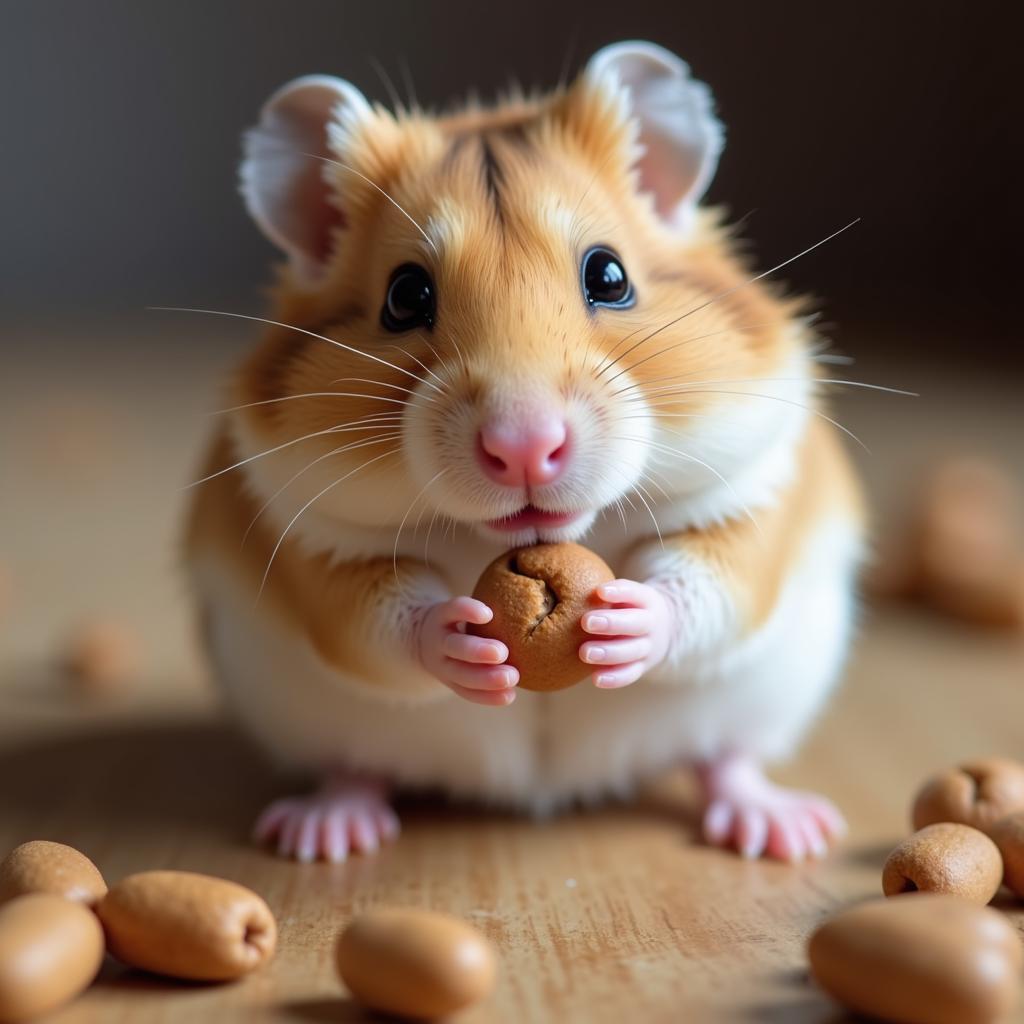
xmin=291 ymin=150 xmax=438 ymax=256
xmin=630 ymin=481 xmax=665 ymax=549
xmin=408 ymin=334 xmax=458 ymax=388
xmin=442 ymin=513 xmax=458 ymax=545
xmin=611 ymin=497 xmax=628 ymax=532
xmin=595 ymin=218 xmax=861 ymax=379
xmin=216 ymin=392 xmax=425 ymax=415
xmin=618 ymin=377 xmax=916 ymax=401
xmin=590 ymin=310 xmax=653 ymax=378
xmin=259 ymin=447 xmax=402 ymax=601
xmin=438 ymin=325 xmax=469 ymax=376
xmin=605 ymin=322 xmax=777 ymax=389
xmin=391 ymin=468 xmax=449 ymax=583
xmin=640 ymin=392 xmax=870 ymax=452
xmin=327 ymin=375 xmax=436 ymax=399
xmin=599 ymin=462 xmax=642 ymax=519
xmin=241 ymin=433 xmax=402 ymax=546
xmin=149 ymin=307 xmax=445 ymax=395
xmin=611 ymin=434 xmax=763 ymax=536
xmin=637 ymin=465 xmax=673 ymax=503
xmin=185 ymin=419 xmax=401 ymax=489
xmin=422 ymin=502 xmax=445 ymax=567
xmin=387 ymin=343 xmax=448 ymax=391
xmin=602 ymin=339 xmax=765 ymax=395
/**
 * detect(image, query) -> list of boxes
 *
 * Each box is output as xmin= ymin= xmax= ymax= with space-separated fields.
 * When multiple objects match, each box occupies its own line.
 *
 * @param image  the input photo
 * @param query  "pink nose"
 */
xmin=476 ymin=417 xmax=570 ymax=487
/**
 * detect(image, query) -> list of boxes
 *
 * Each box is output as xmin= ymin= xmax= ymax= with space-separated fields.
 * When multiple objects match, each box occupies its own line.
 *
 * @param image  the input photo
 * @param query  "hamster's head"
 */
xmin=233 ymin=42 xmax=810 ymax=552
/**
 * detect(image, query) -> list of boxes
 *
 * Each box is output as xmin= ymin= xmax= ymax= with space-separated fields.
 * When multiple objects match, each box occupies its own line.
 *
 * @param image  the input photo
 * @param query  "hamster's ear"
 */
xmin=240 ymin=75 xmax=372 ymax=282
xmin=584 ymin=42 xmax=723 ymax=228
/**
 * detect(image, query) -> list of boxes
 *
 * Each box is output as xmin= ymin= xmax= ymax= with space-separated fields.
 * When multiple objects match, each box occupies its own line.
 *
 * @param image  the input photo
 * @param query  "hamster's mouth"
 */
xmin=485 ymin=505 xmax=581 ymax=532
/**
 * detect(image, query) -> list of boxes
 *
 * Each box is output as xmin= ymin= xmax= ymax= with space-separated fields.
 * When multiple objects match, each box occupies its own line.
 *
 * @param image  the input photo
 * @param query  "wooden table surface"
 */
xmin=2 ymin=320 xmax=1023 ymax=1022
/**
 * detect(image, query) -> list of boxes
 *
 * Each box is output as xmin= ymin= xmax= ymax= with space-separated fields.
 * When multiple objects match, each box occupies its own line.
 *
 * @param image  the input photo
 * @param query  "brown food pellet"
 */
xmin=96 ymin=870 xmax=277 ymax=981
xmin=0 ymin=842 xmax=107 ymax=908
xmin=61 ymin=620 xmax=138 ymax=694
xmin=912 ymin=757 xmax=1024 ymax=832
xmin=469 ymin=543 xmax=614 ymax=692
xmin=888 ymin=458 xmax=1024 ymax=628
xmin=882 ymin=823 xmax=1002 ymax=904
xmin=336 ymin=907 xmax=497 ymax=1020
xmin=987 ymin=812 xmax=1024 ymax=897
xmin=0 ymin=893 xmax=105 ymax=1023
xmin=808 ymin=894 xmax=1022 ymax=1024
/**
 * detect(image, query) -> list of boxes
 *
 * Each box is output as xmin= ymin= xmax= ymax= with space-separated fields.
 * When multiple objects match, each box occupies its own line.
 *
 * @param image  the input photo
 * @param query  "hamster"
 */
xmin=184 ymin=40 xmax=863 ymax=863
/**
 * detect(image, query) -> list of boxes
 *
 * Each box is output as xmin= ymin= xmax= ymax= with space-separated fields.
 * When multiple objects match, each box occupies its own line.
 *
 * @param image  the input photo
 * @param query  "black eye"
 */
xmin=382 ymin=263 xmax=435 ymax=332
xmin=582 ymin=247 xmax=634 ymax=309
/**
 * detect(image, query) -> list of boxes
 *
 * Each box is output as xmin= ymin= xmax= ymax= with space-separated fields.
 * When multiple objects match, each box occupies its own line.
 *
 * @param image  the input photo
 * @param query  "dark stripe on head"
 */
xmin=480 ymin=135 xmax=505 ymax=226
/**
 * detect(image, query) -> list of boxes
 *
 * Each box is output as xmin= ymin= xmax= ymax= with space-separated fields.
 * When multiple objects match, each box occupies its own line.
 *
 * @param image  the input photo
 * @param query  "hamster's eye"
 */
xmin=582 ymin=247 xmax=634 ymax=309
xmin=382 ymin=263 xmax=435 ymax=332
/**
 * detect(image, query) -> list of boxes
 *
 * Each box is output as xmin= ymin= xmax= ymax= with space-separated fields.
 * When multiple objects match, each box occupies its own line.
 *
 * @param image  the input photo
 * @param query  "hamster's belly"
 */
xmin=192 ymin=513 xmax=858 ymax=812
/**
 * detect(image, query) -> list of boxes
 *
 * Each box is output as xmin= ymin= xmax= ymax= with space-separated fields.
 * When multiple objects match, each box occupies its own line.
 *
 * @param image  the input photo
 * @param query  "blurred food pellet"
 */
xmin=808 ymin=894 xmax=1022 ymax=1024
xmin=0 ymin=893 xmax=105 ymax=1023
xmin=873 ymin=456 xmax=1024 ymax=629
xmin=0 ymin=842 xmax=107 ymax=908
xmin=336 ymin=907 xmax=497 ymax=1020
xmin=60 ymin=619 xmax=139 ymax=696
xmin=912 ymin=757 xmax=1024 ymax=832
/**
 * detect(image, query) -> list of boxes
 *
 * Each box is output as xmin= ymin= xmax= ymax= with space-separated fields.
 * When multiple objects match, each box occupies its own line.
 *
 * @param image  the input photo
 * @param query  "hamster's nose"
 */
xmin=476 ymin=417 xmax=570 ymax=487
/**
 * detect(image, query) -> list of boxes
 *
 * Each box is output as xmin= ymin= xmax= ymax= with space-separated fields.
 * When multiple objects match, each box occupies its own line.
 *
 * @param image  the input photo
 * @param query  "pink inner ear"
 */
xmin=636 ymin=131 xmax=701 ymax=222
xmin=293 ymin=158 xmax=346 ymax=264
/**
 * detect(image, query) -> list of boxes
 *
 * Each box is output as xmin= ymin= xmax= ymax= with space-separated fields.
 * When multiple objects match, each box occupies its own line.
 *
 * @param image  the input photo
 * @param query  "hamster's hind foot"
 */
xmin=697 ymin=753 xmax=846 ymax=863
xmin=253 ymin=775 xmax=400 ymax=863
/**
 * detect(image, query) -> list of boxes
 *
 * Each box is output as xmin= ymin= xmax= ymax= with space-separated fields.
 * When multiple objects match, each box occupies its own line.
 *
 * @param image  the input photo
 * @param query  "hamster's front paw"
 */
xmin=253 ymin=776 xmax=400 ymax=863
xmin=579 ymin=578 xmax=673 ymax=689
xmin=416 ymin=596 xmax=519 ymax=707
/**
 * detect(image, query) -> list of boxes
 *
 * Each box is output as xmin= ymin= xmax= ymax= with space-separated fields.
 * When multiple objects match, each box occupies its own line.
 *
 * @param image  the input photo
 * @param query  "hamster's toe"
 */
xmin=253 ymin=781 xmax=400 ymax=863
xmin=698 ymin=754 xmax=846 ymax=862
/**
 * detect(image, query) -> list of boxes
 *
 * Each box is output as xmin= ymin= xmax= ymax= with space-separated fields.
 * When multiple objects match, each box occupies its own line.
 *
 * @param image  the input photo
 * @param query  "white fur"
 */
xmin=191 ymin=503 xmax=858 ymax=812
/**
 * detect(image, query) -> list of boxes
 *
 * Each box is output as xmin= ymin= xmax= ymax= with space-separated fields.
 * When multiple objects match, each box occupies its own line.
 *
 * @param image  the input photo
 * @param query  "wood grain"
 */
xmin=1 ymin=324 xmax=1022 ymax=1022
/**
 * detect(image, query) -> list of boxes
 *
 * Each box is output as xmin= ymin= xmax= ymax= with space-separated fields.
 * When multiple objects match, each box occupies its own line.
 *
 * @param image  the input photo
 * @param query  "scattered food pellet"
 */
xmin=60 ymin=619 xmax=138 ymax=695
xmin=0 ymin=842 xmax=107 ymax=908
xmin=912 ymin=757 xmax=1024 ymax=832
xmin=470 ymin=542 xmax=614 ymax=691
xmin=882 ymin=823 xmax=1002 ymax=904
xmin=0 ymin=893 xmax=105 ymax=1024
xmin=808 ymin=894 xmax=1022 ymax=1024
xmin=987 ymin=811 xmax=1024 ymax=897
xmin=336 ymin=907 xmax=497 ymax=1020
xmin=96 ymin=870 xmax=277 ymax=981
xmin=875 ymin=457 xmax=1024 ymax=628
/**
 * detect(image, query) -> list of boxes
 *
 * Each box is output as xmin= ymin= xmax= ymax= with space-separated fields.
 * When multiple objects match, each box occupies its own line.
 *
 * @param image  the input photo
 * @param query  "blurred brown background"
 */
xmin=1 ymin=6 xmax=1023 ymax=1021
xmin=3 ymin=0 xmax=1021 ymax=360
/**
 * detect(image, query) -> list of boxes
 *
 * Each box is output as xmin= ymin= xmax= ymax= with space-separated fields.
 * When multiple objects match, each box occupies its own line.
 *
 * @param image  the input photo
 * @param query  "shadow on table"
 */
xmin=0 ymin=714 xmax=703 ymax=850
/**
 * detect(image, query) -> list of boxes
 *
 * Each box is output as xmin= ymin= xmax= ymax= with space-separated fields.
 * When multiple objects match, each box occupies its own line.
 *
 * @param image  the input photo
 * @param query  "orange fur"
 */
xmin=186 ymin=66 xmax=861 ymax=675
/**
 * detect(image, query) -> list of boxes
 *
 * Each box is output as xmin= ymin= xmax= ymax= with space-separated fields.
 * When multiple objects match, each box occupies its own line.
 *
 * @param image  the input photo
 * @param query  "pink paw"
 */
xmin=253 ymin=783 xmax=400 ymax=863
xmin=417 ymin=596 xmax=519 ymax=706
xmin=579 ymin=578 xmax=673 ymax=689
xmin=699 ymin=755 xmax=846 ymax=862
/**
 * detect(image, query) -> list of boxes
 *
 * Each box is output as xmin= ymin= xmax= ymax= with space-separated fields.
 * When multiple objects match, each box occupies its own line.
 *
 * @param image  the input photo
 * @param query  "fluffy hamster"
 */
xmin=185 ymin=41 xmax=863 ymax=863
